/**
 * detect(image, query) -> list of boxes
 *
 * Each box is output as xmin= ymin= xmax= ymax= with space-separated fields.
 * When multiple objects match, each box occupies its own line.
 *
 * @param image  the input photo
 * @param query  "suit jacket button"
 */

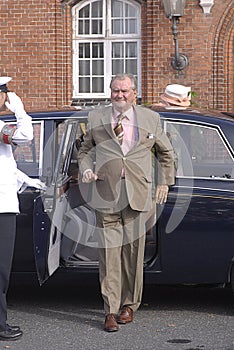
xmin=123 ymin=157 xmax=126 ymax=160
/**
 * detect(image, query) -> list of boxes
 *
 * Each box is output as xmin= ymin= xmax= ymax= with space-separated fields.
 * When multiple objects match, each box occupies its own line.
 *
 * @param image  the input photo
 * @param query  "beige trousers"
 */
xmin=96 ymin=180 xmax=147 ymax=315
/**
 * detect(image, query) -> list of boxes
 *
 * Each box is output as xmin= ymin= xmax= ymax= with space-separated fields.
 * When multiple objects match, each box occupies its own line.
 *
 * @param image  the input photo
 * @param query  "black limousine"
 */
xmin=3 ymin=107 xmax=234 ymax=290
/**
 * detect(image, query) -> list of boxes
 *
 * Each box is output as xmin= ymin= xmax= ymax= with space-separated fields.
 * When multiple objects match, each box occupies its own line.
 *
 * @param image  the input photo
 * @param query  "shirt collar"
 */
xmin=113 ymin=107 xmax=134 ymax=122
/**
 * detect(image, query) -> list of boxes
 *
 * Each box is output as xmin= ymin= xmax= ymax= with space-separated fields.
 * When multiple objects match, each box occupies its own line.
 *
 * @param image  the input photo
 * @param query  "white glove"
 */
xmin=5 ymin=92 xmax=27 ymax=117
xmin=17 ymin=171 xmax=47 ymax=193
xmin=25 ymin=178 xmax=47 ymax=190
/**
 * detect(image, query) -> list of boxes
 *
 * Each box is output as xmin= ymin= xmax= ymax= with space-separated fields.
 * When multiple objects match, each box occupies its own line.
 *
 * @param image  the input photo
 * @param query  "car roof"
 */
xmin=151 ymin=105 xmax=234 ymax=122
xmin=1 ymin=106 xmax=234 ymax=127
xmin=0 ymin=108 xmax=90 ymax=122
xmin=1 ymin=106 xmax=234 ymax=150
xmin=0 ymin=106 xmax=234 ymax=122
xmin=1 ymin=104 xmax=233 ymax=117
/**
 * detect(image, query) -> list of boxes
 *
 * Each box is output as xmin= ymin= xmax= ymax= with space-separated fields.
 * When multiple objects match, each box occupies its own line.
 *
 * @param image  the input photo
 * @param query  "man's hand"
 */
xmin=155 ymin=185 xmax=169 ymax=204
xmin=82 ymin=169 xmax=98 ymax=183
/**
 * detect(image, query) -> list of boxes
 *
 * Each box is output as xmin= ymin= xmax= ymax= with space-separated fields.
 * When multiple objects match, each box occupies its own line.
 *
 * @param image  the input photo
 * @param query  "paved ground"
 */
xmin=1 ymin=278 xmax=234 ymax=350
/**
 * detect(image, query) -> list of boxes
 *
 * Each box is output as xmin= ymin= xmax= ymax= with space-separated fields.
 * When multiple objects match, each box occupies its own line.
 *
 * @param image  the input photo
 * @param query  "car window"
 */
xmin=165 ymin=121 xmax=234 ymax=179
xmin=56 ymin=121 xmax=87 ymax=180
xmin=13 ymin=121 xmax=43 ymax=177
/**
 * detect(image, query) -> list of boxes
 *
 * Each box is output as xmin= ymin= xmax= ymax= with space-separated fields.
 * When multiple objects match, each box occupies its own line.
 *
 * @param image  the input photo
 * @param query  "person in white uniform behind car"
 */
xmin=0 ymin=76 xmax=33 ymax=341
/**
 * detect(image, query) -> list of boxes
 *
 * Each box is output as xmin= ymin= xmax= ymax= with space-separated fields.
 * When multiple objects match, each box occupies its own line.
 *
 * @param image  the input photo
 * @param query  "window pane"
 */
xmin=112 ymin=19 xmax=123 ymax=34
xmin=92 ymin=1 xmax=102 ymax=17
xmin=112 ymin=0 xmax=123 ymax=17
xmin=112 ymin=42 xmax=124 ymax=58
xmin=78 ymin=20 xmax=84 ymax=35
xmin=92 ymin=60 xmax=104 ymax=75
xmin=92 ymin=77 xmax=104 ymax=92
xmin=125 ymin=3 xmax=136 ymax=17
xmin=79 ymin=61 xmax=90 ymax=75
xmin=84 ymin=20 xmax=89 ymax=34
xmin=79 ymin=43 xmax=90 ymax=58
xmin=92 ymin=19 xmax=102 ymax=34
xmin=14 ymin=122 xmax=41 ymax=177
xmin=84 ymin=44 xmax=90 ymax=58
xmin=79 ymin=77 xmax=90 ymax=93
xmin=126 ymin=42 xmax=137 ymax=57
xmin=126 ymin=60 xmax=137 ymax=75
xmin=92 ymin=43 xmax=103 ymax=58
xmin=79 ymin=4 xmax=89 ymax=18
xmin=190 ymin=127 xmax=233 ymax=163
xmin=112 ymin=60 xmax=124 ymax=75
xmin=167 ymin=122 xmax=234 ymax=178
xmin=125 ymin=19 xmax=136 ymax=34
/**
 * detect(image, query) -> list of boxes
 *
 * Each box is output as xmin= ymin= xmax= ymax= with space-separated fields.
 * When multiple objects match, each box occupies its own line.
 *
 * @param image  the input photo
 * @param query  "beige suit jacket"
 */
xmin=78 ymin=105 xmax=175 ymax=212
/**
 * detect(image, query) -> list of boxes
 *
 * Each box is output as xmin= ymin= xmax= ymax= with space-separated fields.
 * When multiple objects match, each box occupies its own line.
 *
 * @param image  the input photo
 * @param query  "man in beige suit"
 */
xmin=78 ymin=74 xmax=175 ymax=332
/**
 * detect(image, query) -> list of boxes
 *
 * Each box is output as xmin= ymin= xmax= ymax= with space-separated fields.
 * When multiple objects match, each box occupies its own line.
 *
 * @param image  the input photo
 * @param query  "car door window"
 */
xmin=13 ymin=121 xmax=43 ymax=177
xmin=56 ymin=121 xmax=87 ymax=182
xmin=165 ymin=121 xmax=234 ymax=179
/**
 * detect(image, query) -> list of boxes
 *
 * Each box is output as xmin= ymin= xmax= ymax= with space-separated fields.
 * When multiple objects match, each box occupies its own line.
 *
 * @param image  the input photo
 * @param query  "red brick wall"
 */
xmin=0 ymin=0 xmax=66 ymax=111
xmin=142 ymin=0 xmax=234 ymax=111
xmin=213 ymin=2 xmax=234 ymax=112
xmin=0 ymin=0 xmax=233 ymax=112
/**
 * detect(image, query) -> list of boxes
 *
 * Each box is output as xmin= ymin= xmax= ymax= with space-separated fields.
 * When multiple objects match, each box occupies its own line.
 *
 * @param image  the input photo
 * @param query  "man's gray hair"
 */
xmin=110 ymin=74 xmax=137 ymax=91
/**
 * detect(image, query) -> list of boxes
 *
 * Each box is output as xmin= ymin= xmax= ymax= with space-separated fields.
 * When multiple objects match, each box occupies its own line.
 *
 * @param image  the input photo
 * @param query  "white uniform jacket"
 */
xmin=0 ymin=113 xmax=33 ymax=213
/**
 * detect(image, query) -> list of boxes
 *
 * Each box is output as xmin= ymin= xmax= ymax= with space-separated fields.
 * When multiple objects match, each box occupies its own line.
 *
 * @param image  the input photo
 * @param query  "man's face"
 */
xmin=0 ymin=93 xmax=7 ymax=112
xmin=111 ymin=77 xmax=136 ymax=112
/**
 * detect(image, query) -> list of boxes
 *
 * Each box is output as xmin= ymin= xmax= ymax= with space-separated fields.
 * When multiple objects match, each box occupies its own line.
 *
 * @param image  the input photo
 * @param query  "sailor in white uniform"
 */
xmin=0 ymin=77 xmax=33 ymax=341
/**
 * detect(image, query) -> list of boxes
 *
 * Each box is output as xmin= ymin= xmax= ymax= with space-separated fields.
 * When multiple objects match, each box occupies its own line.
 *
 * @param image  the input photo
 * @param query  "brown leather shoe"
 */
xmin=104 ymin=314 xmax=119 ymax=332
xmin=118 ymin=306 xmax=133 ymax=324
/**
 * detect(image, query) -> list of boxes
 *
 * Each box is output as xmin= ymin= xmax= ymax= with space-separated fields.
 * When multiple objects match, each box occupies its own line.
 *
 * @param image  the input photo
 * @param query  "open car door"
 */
xmin=34 ymin=116 xmax=160 ymax=286
xmin=33 ymin=119 xmax=96 ymax=285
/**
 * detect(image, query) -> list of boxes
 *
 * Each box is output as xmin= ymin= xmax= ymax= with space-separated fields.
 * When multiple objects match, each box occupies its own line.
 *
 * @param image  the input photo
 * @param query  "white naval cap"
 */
xmin=0 ymin=76 xmax=12 ymax=92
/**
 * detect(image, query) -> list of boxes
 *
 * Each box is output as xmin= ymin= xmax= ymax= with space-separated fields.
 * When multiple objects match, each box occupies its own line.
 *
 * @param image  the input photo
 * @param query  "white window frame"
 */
xmin=72 ymin=0 xmax=141 ymax=99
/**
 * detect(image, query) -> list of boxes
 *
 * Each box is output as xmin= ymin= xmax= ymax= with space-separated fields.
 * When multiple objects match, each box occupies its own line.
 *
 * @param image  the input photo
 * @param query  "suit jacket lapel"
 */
xmin=130 ymin=106 xmax=146 ymax=150
xmin=100 ymin=108 xmax=115 ymax=139
xmin=136 ymin=105 xmax=148 ymax=137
